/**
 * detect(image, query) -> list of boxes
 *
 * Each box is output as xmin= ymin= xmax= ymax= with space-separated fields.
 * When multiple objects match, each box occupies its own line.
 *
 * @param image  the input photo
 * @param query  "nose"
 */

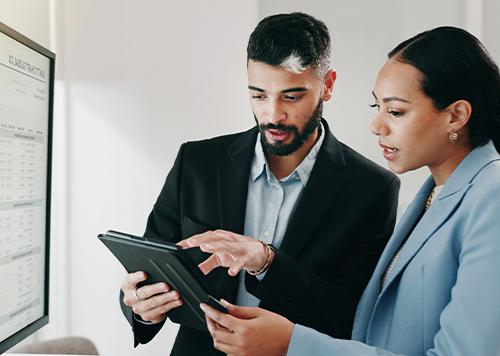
xmin=369 ymin=112 xmax=388 ymax=137
xmin=265 ymin=98 xmax=287 ymax=124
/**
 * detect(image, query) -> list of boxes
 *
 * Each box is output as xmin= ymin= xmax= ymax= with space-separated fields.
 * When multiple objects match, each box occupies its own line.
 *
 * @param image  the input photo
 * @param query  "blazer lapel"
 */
xmin=379 ymin=186 xmax=469 ymax=296
xmin=218 ymin=127 xmax=257 ymax=233
xmin=352 ymin=177 xmax=433 ymax=341
xmin=216 ymin=127 xmax=257 ymax=301
xmin=280 ymin=120 xmax=348 ymax=257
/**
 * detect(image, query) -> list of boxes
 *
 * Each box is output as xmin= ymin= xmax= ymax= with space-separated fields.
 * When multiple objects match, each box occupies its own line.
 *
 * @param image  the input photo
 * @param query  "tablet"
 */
xmin=98 ymin=230 xmax=227 ymax=331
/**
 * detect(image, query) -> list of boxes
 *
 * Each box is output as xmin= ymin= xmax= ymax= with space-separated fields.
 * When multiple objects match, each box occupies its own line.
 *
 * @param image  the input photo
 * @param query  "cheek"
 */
xmin=249 ymin=101 xmax=260 ymax=114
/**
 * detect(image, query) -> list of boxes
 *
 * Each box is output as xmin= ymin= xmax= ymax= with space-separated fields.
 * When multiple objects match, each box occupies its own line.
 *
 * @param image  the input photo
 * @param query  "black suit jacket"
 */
xmin=120 ymin=120 xmax=400 ymax=356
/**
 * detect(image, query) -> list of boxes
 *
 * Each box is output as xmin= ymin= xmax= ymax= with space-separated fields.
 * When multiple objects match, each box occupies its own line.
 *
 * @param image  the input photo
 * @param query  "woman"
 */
xmin=198 ymin=26 xmax=500 ymax=355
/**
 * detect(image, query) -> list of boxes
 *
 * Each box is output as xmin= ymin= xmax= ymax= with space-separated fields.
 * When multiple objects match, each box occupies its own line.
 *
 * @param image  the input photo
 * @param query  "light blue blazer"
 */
xmin=288 ymin=141 xmax=500 ymax=356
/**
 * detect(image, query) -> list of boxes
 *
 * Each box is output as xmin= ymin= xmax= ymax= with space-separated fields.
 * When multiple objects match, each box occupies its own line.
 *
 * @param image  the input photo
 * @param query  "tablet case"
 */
xmin=98 ymin=230 xmax=227 ymax=331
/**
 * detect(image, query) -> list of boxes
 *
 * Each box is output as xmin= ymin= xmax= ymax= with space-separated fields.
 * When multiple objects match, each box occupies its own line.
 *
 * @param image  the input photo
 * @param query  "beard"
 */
xmin=255 ymin=99 xmax=323 ymax=156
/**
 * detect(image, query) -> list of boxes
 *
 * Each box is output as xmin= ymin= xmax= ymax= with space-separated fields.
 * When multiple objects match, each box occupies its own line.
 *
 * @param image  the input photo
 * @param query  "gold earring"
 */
xmin=449 ymin=131 xmax=458 ymax=143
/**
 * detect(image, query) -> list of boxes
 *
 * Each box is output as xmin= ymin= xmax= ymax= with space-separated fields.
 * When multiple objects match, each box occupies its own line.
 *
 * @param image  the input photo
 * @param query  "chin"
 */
xmin=387 ymin=161 xmax=409 ymax=175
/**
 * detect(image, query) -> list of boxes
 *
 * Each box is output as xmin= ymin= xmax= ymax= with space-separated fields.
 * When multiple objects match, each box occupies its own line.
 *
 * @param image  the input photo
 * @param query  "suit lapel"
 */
xmin=217 ymin=127 xmax=258 ymax=233
xmin=352 ymin=177 xmax=433 ymax=341
xmin=280 ymin=121 xmax=348 ymax=257
xmin=379 ymin=185 xmax=470 ymax=296
xmin=216 ymin=127 xmax=257 ymax=301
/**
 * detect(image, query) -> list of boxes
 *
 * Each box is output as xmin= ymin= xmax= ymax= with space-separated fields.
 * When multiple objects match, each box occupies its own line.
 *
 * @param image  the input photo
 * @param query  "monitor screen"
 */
xmin=0 ymin=21 xmax=54 ymax=354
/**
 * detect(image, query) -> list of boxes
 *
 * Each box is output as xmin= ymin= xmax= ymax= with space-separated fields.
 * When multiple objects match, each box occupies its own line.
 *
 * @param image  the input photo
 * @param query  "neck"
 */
xmin=429 ymin=144 xmax=472 ymax=186
xmin=266 ymin=128 xmax=320 ymax=180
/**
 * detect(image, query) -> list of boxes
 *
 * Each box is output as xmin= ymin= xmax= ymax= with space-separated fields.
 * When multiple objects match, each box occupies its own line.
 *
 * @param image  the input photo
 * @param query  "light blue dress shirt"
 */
xmin=236 ymin=124 xmax=325 ymax=307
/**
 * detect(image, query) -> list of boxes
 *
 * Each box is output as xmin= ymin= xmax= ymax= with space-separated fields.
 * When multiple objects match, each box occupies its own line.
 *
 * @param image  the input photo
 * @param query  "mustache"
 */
xmin=259 ymin=123 xmax=298 ymax=134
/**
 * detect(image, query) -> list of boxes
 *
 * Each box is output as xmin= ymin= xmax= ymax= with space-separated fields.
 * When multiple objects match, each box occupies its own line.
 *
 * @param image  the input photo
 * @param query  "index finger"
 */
xmin=178 ymin=230 xmax=224 ymax=248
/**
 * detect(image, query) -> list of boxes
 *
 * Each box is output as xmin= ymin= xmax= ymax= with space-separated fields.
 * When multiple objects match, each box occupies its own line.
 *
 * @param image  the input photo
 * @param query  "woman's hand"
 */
xmin=178 ymin=230 xmax=274 ymax=276
xmin=200 ymin=300 xmax=294 ymax=356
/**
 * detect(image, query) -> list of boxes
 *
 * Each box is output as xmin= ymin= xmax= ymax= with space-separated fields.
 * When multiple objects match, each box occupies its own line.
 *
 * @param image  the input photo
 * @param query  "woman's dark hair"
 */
xmin=389 ymin=26 xmax=500 ymax=151
xmin=247 ymin=12 xmax=331 ymax=76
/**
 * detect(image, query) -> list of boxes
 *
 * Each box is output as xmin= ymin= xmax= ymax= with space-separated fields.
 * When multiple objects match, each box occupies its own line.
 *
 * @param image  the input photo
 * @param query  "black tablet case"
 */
xmin=98 ymin=230 xmax=226 ymax=331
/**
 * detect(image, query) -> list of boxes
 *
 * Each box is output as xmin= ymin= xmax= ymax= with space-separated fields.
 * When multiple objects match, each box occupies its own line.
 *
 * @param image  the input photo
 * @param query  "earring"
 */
xmin=449 ymin=131 xmax=458 ymax=143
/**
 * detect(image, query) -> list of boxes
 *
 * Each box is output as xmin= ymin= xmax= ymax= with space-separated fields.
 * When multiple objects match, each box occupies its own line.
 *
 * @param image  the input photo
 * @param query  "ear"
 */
xmin=322 ymin=69 xmax=336 ymax=101
xmin=446 ymin=99 xmax=472 ymax=133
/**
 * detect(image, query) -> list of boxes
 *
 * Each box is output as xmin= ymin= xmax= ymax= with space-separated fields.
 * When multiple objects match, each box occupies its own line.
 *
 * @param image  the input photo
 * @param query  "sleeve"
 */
xmin=287 ymin=324 xmax=403 ymax=356
xmin=246 ymin=176 xmax=400 ymax=339
xmin=119 ymin=143 xmax=186 ymax=346
xmin=288 ymin=182 xmax=500 ymax=356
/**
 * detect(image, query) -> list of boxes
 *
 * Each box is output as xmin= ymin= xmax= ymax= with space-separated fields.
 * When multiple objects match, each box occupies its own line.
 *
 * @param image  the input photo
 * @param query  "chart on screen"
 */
xmin=0 ymin=26 xmax=52 ymax=348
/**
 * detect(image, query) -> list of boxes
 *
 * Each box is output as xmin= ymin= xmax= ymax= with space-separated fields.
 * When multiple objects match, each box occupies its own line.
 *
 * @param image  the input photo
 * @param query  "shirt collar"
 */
xmin=250 ymin=122 xmax=325 ymax=186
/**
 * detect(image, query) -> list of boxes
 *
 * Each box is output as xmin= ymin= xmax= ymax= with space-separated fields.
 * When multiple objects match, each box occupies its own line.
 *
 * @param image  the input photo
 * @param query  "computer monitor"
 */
xmin=0 ymin=21 xmax=54 ymax=354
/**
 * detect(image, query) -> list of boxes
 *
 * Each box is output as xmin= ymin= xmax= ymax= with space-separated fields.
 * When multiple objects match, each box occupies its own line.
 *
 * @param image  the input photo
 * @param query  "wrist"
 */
xmin=280 ymin=321 xmax=294 ymax=355
xmin=248 ymin=241 xmax=276 ymax=276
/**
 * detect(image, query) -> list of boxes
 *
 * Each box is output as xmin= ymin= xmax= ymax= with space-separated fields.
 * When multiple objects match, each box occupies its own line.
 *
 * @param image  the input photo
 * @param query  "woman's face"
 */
xmin=370 ymin=59 xmax=451 ymax=174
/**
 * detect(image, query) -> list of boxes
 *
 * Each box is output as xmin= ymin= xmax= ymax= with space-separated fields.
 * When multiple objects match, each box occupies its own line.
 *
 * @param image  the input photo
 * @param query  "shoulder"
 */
xmin=461 ymin=159 xmax=500 ymax=239
xmin=470 ymin=158 xmax=500 ymax=192
xmin=180 ymin=127 xmax=257 ymax=159
xmin=463 ymin=158 xmax=500 ymax=207
xmin=184 ymin=127 xmax=255 ymax=150
xmin=336 ymin=139 xmax=400 ymax=190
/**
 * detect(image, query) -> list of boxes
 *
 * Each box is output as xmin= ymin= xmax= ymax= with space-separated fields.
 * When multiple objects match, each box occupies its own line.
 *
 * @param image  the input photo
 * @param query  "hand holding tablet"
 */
xmin=98 ymin=230 xmax=227 ymax=331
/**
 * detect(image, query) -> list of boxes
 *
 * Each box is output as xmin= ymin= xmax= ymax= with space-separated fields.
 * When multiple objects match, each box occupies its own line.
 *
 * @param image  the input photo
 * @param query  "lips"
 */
xmin=266 ymin=129 xmax=291 ymax=141
xmin=379 ymin=142 xmax=399 ymax=161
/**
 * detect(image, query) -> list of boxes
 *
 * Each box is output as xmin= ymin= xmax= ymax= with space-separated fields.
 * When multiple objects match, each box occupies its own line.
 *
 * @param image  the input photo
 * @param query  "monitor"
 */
xmin=0 ymin=21 xmax=54 ymax=354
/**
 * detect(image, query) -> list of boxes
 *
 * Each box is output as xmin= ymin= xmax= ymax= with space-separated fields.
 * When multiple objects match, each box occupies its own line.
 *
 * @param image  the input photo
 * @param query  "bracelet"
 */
xmin=248 ymin=241 xmax=276 ymax=276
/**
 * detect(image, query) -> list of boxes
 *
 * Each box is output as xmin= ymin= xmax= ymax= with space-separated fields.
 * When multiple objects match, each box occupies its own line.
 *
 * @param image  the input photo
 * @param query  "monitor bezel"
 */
xmin=0 ymin=20 xmax=55 ymax=354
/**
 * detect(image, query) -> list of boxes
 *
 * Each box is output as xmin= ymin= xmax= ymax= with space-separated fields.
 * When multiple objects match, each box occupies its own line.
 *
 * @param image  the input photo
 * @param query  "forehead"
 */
xmin=247 ymin=60 xmax=320 ymax=92
xmin=374 ymin=59 xmax=423 ymax=100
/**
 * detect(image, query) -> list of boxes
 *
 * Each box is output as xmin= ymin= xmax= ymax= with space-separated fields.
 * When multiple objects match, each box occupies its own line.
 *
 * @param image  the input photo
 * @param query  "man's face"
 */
xmin=247 ymin=60 xmax=332 ymax=156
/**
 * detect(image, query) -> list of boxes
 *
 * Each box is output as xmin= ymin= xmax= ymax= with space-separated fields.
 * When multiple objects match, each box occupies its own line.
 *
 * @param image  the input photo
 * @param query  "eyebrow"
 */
xmin=248 ymin=85 xmax=308 ymax=94
xmin=372 ymin=91 xmax=411 ymax=104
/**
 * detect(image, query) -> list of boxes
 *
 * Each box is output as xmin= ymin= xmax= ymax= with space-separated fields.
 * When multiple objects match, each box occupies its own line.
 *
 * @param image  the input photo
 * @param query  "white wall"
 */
xmin=55 ymin=1 xmax=258 ymax=355
xmin=483 ymin=0 xmax=500 ymax=62
xmin=0 ymin=0 xmax=50 ymax=48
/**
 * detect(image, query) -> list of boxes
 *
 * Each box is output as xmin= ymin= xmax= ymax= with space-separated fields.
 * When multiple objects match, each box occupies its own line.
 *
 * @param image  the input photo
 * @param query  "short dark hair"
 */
xmin=389 ymin=26 xmax=500 ymax=151
xmin=247 ymin=12 xmax=331 ymax=76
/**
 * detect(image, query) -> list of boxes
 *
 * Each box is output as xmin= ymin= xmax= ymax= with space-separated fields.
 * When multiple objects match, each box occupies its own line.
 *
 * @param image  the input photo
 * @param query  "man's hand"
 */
xmin=177 ymin=230 xmax=274 ymax=276
xmin=200 ymin=300 xmax=294 ymax=356
xmin=121 ymin=271 xmax=183 ymax=324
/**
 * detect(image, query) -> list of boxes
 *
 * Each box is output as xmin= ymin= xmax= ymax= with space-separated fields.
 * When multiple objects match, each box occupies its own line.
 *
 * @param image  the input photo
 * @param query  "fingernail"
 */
xmin=199 ymin=303 xmax=207 ymax=313
xmin=220 ymin=299 xmax=230 ymax=307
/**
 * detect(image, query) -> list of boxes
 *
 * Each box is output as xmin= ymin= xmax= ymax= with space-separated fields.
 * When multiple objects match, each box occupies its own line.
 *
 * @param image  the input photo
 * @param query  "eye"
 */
xmin=369 ymin=103 xmax=380 ymax=111
xmin=387 ymin=110 xmax=404 ymax=117
xmin=284 ymin=95 xmax=302 ymax=102
xmin=251 ymin=94 xmax=266 ymax=101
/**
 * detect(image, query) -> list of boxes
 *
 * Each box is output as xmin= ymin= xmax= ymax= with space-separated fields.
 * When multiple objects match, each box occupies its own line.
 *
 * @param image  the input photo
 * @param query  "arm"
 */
xmin=119 ymin=144 xmax=186 ymax=345
xmin=200 ymin=302 xmax=403 ymax=356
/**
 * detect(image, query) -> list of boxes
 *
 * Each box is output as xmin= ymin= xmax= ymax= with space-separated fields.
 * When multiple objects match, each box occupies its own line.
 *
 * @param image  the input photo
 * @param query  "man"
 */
xmin=120 ymin=12 xmax=399 ymax=356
